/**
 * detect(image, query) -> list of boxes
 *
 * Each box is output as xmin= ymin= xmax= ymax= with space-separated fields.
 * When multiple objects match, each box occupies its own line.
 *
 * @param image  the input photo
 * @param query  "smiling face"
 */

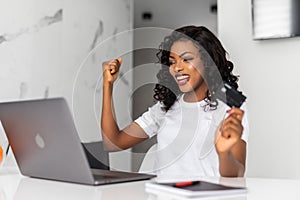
xmin=168 ymin=39 xmax=208 ymax=102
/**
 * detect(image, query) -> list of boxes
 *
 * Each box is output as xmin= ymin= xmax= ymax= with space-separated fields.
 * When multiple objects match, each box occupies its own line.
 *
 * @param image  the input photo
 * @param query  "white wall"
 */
xmin=0 ymin=0 xmax=134 ymax=172
xmin=218 ymin=0 xmax=300 ymax=179
xmin=134 ymin=0 xmax=217 ymax=32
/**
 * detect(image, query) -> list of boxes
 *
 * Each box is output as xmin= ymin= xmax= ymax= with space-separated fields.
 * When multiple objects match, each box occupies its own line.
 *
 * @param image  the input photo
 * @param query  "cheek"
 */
xmin=168 ymin=67 xmax=176 ymax=79
xmin=189 ymin=64 xmax=202 ymax=76
xmin=168 ymin=67 xmax=173 ymax=75
xmin=190 ymin=61 xmax=204 ymax=75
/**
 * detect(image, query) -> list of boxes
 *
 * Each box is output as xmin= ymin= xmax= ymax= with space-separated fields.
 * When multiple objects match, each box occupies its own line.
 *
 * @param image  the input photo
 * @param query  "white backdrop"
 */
xmin=218 ymin=0 xmax=300 ymax=179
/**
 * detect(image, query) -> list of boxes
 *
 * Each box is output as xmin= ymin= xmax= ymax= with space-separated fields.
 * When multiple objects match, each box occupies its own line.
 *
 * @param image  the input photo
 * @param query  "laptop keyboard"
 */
xmin=93 ymin=174 xmax=118 ymax=180
xmin=91 ymin=169 xmax=156 ymax=185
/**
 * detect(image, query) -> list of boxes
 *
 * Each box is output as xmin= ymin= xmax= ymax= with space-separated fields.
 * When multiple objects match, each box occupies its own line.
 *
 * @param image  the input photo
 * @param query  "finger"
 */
xmin=221 ymin=123 xmax=243 ymax=138
xmin=222 ymin=118 xmax=243 ymax=132
xmin=109 ymin=65 xmax=117 ymax=74
xmin=109 ymin=57 xmax=122 ymax=66
xmin=102 ymin=61 xmax=114 ymax=73
xmin=107 ymin=63 xmax=119 ymax=74
xmin=227 ymin=108 xmax=244 ymax=121
xmin=221 ymin=128 xmax=239 ymax=139
xmin=109 ymin=59 xmax=119 ymax=65
xmin=214 ymin=122 xmax=222 ymax=140
xmin=222 ymin=123 xmax=243 ymax=135
xmin=220 ymin=116 xmax=242 ymax=133
xmin=102 ymin=60 xmax=111 ymax=68
xmin=109 ymin=58 xmax=122 ymax=74
xmin=102 ymin=66 xmax=114 ymax=78
xmin=223 ymin=115 xmax=242 ymax=126
xmin=102 ymin=58 xmax=121 ymax=68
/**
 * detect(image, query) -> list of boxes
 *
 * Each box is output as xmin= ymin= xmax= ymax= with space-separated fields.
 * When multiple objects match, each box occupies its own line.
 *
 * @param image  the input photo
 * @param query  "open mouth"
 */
xmin=175 ymin=74 xmax=190 ymax=86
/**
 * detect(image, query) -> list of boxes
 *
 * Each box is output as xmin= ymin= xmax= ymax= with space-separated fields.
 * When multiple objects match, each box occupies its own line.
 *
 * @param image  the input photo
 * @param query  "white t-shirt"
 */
xmin=135 ymin=95 xmax=249 ymax=177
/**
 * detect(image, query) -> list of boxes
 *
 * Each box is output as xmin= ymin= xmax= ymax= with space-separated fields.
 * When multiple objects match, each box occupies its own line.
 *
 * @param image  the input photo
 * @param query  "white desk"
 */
xmin=1 ymin=167 xmax=300 ymax=200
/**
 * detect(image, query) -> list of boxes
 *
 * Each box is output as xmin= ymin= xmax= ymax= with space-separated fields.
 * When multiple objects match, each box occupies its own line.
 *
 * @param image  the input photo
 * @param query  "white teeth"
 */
xmin=176 ymin=75 xmax=189 ymax=81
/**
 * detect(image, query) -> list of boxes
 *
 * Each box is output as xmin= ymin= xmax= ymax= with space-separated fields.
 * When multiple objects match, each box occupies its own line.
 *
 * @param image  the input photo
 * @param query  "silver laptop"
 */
xmin=0 ymin=98 xmax=155 ymax=185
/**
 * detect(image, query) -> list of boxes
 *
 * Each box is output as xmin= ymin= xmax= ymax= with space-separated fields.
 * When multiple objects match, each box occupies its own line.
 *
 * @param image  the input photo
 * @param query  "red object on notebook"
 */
xmin=175 ymin=181 xmax=200 ymax=187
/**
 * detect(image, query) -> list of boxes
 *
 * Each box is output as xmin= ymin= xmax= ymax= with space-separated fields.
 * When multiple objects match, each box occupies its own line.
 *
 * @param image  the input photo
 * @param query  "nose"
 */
xmin=171 ymin=61 xmax=183 ymax=72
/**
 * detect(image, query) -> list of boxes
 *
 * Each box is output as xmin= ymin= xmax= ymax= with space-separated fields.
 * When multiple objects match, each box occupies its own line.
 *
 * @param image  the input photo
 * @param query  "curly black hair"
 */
xmin=153 ymin=26 xmax=239 ymax=111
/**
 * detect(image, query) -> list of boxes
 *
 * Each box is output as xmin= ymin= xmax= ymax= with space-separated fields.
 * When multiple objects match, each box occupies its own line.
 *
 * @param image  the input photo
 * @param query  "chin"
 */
xmin=178 ymin=85 xmax=194 ymax=93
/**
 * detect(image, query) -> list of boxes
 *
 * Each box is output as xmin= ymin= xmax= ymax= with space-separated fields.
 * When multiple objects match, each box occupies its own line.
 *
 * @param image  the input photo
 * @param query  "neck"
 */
xmin=183 ymin=84 xmax=208 ymax=103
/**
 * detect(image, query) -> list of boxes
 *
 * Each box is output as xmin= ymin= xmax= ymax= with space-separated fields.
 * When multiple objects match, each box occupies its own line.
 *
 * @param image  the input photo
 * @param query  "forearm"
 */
xmin=101 ymin=84 xmax=121 ymax=151
xmin=218 ymin=151 xmax=245 ymax=177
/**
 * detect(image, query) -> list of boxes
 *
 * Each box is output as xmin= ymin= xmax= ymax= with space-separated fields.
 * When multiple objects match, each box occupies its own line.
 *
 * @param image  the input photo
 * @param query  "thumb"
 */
xmin=215 ymin=123 xmax=222 ymax=141
xmin=117 ymin=57 xmax=122 ymax=65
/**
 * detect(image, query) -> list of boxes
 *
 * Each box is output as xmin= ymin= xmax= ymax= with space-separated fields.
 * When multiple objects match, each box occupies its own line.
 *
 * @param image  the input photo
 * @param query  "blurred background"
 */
xmin=0 ymin=0 xmax=300 ymax=179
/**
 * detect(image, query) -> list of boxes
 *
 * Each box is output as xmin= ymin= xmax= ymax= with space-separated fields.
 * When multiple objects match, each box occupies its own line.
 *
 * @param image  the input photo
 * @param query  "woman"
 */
xmin=101 ymin=26 xmax=249 ymax=177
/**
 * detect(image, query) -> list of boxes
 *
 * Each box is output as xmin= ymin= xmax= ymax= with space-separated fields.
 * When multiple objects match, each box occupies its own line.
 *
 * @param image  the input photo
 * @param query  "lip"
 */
xmin=175 ymin=74 xmax=190 ymax=86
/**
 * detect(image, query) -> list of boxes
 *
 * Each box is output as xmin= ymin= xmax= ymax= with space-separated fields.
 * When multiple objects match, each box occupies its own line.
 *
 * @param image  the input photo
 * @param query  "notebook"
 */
xmin=0 ymin=98 xmax=155 ymax=185
xmin=146 ymin=180 xmax=247 ymax=198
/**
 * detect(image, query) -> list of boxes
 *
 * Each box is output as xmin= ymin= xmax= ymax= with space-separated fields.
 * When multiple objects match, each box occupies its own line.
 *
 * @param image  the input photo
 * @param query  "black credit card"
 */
xmin=214 ymin=83 xmax=246 ymax=108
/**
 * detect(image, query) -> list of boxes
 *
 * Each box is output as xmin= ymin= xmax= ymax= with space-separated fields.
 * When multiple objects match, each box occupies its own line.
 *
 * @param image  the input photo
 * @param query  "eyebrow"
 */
xmin=169 ymin=51 xmax=193 ymax=58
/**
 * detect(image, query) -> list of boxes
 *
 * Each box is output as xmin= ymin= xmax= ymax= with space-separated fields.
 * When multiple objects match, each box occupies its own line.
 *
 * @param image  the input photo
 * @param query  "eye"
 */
xmin=183 ymin=57 xmax=193 ymax=62
xmin=168 ymin=60 xmax=175 ymax=66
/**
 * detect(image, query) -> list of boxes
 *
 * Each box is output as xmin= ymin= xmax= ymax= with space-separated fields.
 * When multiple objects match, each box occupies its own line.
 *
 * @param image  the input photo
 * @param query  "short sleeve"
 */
xmin=240 ymin=103 xmax=250 ymax=143
xmin=134 ymin=102 xmax=166 ymax=138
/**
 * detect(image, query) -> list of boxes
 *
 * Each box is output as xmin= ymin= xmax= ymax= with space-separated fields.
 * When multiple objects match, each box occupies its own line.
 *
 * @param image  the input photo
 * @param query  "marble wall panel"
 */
xmin=0 ymin=0 xmax=133 ymax=171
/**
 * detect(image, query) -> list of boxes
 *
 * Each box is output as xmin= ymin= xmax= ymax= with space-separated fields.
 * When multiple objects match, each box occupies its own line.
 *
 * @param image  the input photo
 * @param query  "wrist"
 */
xmin=217 ymin=149 xmax=232 ymax=158
xmin=103 ymin=82 xmax=114 ymax=89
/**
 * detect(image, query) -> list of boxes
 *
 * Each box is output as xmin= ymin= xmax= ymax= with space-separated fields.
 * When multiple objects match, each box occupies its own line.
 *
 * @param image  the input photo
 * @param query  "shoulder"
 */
xmin=148 ymin=101 xmax=166 ymax=114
